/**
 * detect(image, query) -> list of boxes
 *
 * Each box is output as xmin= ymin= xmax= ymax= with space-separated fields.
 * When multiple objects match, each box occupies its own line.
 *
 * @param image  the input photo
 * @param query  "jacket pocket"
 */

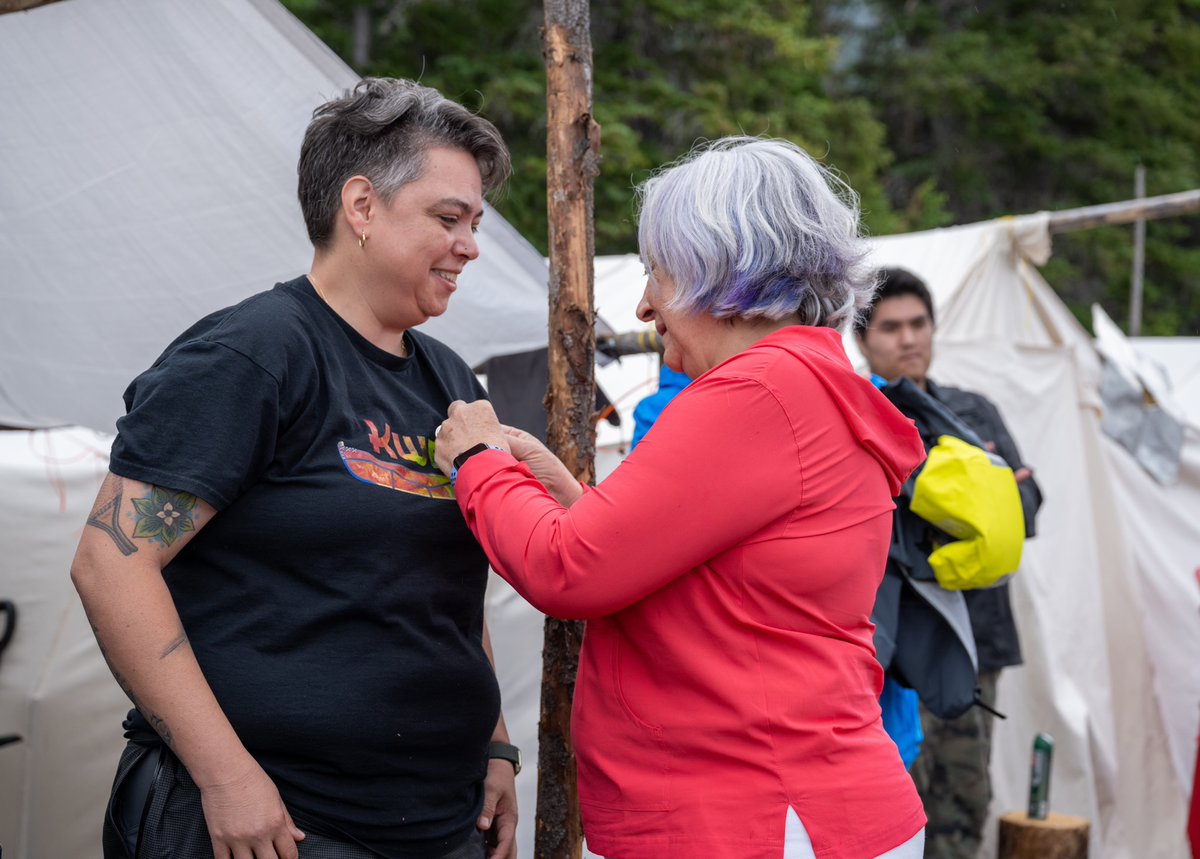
xmin=104 ymin=742 xmax=164 ymax=859
xmin=573 ymin=630 xmax=673 ymax=812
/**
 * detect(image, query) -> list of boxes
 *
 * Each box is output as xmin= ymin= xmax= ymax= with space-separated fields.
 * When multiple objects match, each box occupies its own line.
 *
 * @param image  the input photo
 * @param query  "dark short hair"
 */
xmin=298 ymin=78 xmax=511 ymax=248
xmin=854 ymin=267 xmax=935 ymax=337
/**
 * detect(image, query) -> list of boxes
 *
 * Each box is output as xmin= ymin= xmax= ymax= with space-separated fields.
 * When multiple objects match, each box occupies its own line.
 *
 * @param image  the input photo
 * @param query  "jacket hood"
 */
xmin=761 ymin=326 xmax=926 ymax=495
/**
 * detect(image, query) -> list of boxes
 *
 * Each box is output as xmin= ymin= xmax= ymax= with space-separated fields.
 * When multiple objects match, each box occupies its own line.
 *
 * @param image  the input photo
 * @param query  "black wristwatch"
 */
xmin=450 ymin=443 xmax=504 ymax=485
xmin=453 ymin=442 xmax=502 ymax=470
xmin=488 ymin=741 xmax=522 ymax=775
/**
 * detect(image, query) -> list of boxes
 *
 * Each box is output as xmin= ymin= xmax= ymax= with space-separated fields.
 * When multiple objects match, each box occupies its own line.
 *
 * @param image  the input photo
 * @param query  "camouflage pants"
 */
xmin=909 ymin=670 xmax=999 ymax=859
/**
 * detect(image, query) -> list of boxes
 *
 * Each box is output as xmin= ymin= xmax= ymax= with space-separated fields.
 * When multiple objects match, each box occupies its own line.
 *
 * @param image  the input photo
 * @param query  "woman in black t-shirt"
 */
xmin=71 ymin=78 xmax=520 ymax=859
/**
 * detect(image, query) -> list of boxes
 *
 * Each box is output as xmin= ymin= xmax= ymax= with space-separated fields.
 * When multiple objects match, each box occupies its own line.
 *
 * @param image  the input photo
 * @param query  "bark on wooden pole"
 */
xmin=538 ymin=2 xmax=598 ymax=858
xmin=0 ymin=0 xmax=61 ymax=12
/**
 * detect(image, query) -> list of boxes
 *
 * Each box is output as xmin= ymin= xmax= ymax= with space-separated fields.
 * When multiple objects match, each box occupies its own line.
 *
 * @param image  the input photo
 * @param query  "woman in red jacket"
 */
xmin=435 ymin=137 xmax=927 ymax=859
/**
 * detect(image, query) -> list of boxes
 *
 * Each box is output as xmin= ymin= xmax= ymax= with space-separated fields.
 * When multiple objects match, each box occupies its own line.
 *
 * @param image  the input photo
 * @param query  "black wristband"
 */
xmin=453 ymin=442 xmax=499 ymax=470
xmin=488 ymin=741 xmax=521 ymax=775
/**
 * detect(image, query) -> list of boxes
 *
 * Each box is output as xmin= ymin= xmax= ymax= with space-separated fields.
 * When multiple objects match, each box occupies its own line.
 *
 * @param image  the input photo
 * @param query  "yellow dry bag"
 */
xmin=909 ymin=435 xmax=1025 ymax=590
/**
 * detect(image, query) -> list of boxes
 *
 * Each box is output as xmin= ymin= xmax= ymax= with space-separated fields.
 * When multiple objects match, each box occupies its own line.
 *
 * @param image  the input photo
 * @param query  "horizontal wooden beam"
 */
xmin=0 ymin=0 xmax=61 ymax=13
xmin=1046 ymin=188 xmax=1200 ymax=234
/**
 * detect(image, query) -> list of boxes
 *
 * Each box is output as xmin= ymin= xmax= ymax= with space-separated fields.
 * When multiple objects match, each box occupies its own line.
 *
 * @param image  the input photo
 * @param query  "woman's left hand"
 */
xmin=502 ymin=425 xmax=583 ymax=508
xmin=434 ymin=400 xmax=510 ymax=476
xmin=478 ymin=758 xmax=518 ymax=858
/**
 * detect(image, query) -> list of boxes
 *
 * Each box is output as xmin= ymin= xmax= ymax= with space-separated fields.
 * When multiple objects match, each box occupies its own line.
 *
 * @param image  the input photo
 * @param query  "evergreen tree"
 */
xmin=280 ymin=0 xmax=919 ymax=254
xmin=845 ymin=0 xmax=1200 ymax=333
xmin=282 ymin=0 xmax=1200 ymax=333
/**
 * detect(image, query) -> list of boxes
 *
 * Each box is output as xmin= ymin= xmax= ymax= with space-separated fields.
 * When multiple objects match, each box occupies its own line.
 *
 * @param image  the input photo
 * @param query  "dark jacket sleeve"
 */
xmin=936 ymin=386 xmax=1043 ymax=538
xmin=930 ymin=382 xmax=1038 ymax=670
xmin=972 ymin=395 xmax=1042 ymax=538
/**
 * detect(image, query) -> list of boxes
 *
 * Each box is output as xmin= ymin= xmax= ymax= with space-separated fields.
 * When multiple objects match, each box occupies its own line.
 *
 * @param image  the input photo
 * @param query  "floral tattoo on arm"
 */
xmin=131 ymin=487 xmax=198 ymax=547
xmin=86 ymin=479 xmax=202 ymax=553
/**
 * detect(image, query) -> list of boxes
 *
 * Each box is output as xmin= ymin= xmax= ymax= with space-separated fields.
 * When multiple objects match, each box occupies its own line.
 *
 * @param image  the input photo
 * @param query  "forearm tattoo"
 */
xmin=89 ymin=621 xmax=181 ymax=750
xmin=91 ymin=621 xmax=140 ymax=707
xmin=160 ymin=631 xmax=190 ymax=660
xmin=147 ymin=713 xmax=174 ymax=749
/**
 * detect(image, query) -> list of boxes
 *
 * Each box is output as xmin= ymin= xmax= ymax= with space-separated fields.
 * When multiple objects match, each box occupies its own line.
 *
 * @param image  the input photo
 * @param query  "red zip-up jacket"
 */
xmin=456 ymin=326 xmax=927 ymax=858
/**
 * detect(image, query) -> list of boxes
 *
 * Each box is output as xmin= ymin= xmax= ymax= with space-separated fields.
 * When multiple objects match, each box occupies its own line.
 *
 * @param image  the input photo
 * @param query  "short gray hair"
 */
xmin=298 ymin=78 xmax=511 ymax=248
xmin=636 ymin=136 xmax=874 ymax=330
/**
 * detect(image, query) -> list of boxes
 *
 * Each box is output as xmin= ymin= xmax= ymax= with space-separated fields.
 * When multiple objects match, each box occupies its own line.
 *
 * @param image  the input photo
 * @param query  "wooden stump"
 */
xmin=998 ymin=811 xmax=1089 ymax=859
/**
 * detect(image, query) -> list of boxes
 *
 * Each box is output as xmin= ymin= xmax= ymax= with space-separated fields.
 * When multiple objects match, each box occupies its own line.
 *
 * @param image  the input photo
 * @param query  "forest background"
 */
xmin=282 ymin=0 xmax=1200 ymax=335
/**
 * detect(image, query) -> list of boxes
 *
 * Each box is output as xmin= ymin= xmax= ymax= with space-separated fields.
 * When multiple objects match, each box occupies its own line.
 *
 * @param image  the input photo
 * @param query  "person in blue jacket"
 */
xmin=630 ymin=365 xmax=691 ymax=451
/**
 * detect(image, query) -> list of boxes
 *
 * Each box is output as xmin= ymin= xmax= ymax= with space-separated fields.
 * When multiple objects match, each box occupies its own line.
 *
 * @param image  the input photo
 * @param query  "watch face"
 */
xmin=453 ymin=442 xmax=491 ymax=470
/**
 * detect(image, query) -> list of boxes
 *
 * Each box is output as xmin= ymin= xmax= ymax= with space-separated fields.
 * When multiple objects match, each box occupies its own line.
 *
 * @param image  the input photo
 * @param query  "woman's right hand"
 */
xmin=501 ymin=425 xmax=584 ymax=508
xmin=198 ymin=757 xmax=305 ymax=859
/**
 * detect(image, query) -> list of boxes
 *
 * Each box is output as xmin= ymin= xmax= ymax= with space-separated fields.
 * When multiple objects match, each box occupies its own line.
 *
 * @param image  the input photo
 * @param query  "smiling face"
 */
xmin=635 ymin=267 xmax=720 ymax=378
xmin=366 ymin=146 xmax=484 ymax=330
xmin=857 ymin=293 xmax=934 ymax=388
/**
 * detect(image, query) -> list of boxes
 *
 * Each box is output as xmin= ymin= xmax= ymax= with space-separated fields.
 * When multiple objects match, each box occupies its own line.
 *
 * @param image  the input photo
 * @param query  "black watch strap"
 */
xmin=453 ymin=442 xmax=498 ymax=470
xmin=488 ymin=741 xmax=521 ymax=775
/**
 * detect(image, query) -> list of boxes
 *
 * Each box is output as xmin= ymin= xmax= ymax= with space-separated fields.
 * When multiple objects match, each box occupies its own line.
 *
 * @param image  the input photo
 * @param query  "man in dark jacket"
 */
xmin=856 ymin=268 xmax=1043 ymax=859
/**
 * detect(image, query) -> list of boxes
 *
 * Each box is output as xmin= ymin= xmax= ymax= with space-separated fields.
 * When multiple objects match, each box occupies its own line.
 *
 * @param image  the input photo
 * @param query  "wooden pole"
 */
xmin=1046 ymin=187 xmax=1200 ymax=234
xmin=0 ymin=0 xmax=61 ymax=12
xmin=351 ymin=5 xmax=371 ymax=71
xmin=1129 ymin=165 xmax=1146 ymax=336
xmin=538 ymin=2 xmax=599 ymax=858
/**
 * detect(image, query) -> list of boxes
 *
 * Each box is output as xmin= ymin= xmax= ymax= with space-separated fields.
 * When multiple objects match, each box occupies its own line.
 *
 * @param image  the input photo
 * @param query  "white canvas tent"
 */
xmin=0 ymin=0 xmax=552 ymax=434
xmin=0 ymin=0 xmax=555 ymax=856
xmin=857 ymin=217 xmax=1200 ymax=859
xmin=0 ymin=427 xmax=119 ymax=859
xmin=1131 ymin=337 xmax=1200 ymax=427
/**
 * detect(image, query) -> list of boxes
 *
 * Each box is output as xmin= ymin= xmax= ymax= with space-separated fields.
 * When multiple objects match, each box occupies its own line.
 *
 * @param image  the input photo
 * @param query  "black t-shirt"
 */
xmin=110 ymin=276 xmax=500 ymax=858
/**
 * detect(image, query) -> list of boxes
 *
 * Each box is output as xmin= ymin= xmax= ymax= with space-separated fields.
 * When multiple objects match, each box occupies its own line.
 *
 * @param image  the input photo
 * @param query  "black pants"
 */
xmin=102 ymin=742 xmax=486 ymax=859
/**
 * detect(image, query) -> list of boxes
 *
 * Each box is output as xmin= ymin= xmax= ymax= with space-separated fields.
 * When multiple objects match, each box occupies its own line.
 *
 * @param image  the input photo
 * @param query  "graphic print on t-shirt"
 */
xmin=337 ymin=417 xmax=453 ymax=499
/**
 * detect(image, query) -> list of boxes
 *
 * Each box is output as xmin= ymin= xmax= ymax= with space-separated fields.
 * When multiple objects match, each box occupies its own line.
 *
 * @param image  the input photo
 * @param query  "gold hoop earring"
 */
xmin=358 ymin=231 xmax=368 ymax=249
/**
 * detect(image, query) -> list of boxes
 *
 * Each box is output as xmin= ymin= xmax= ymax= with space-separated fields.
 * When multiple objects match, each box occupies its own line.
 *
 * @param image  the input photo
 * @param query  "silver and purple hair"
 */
xmin=635 ymin=136 xmax=874 ymax=330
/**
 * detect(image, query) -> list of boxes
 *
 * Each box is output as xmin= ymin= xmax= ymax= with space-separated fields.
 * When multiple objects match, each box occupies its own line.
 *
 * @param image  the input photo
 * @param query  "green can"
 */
xmin=1028 ymin=732 xmax=1054 ymax=820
